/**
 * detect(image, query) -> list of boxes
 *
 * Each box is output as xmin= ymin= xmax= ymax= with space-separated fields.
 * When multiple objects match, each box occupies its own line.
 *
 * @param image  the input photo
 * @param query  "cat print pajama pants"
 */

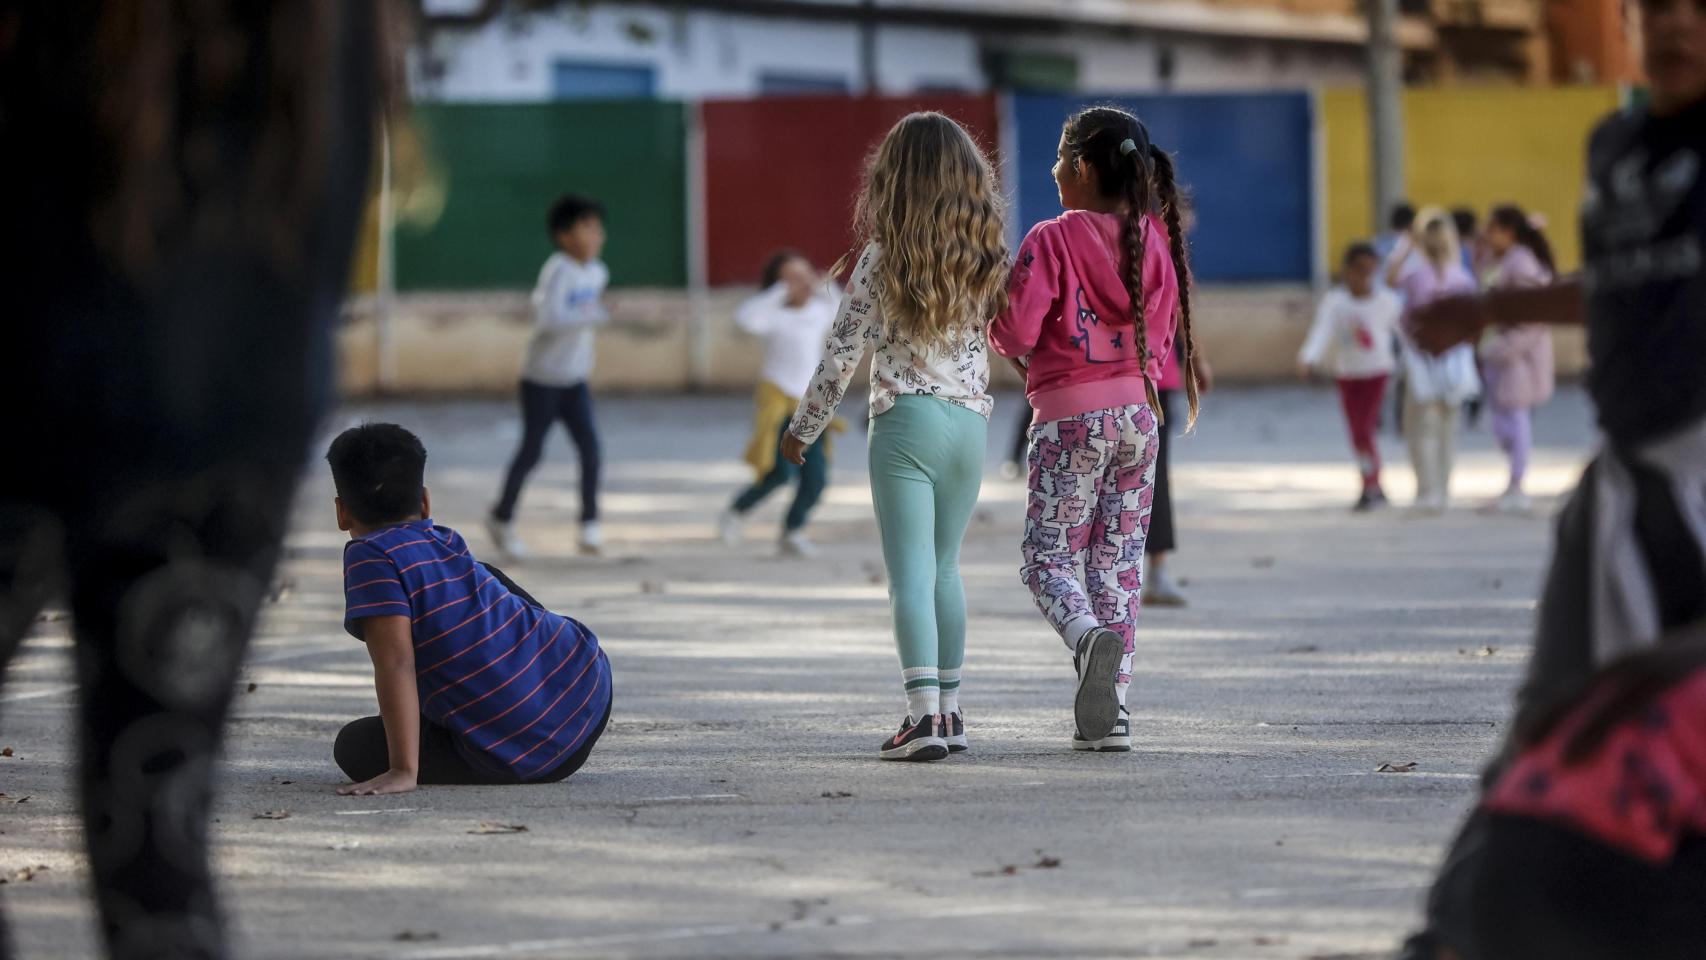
xmin=1021 ymin=404 xmax=1161 ymax=699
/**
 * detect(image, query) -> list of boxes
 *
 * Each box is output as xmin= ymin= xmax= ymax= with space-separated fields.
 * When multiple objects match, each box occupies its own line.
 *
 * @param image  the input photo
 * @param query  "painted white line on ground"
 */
xmin=387 ymin=878 xmax=1427 ymax=960
xmin=334 ymin=808 xmax=418 ymax=816
xmin=635 ymin=793 xmax=742 ymax=803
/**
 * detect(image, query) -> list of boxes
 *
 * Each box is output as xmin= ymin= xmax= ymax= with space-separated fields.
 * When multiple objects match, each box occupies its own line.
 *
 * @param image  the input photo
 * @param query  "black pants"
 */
xmin=494 ymin=380 xmax=601 ymax=524
xmin=1149 ymin=389 xmax=1178 ymax=556
xmin=0 ymin=6 xmax=376 ymax=959
xmin=1402 ymin=813 xmax=1706 ymax=960
xmin=333 ymin=699 xmax=610 ymax=786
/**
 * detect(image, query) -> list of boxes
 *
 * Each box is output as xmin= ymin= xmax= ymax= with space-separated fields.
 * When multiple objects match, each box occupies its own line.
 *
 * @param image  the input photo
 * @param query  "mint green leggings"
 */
xmin=867 ymin=396 xmax=987 ymax=685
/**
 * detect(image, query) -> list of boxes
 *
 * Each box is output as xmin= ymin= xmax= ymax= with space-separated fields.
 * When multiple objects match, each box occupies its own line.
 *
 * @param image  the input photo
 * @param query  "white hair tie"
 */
xmin=1118 ymin=138 xmax=1139 ymax=157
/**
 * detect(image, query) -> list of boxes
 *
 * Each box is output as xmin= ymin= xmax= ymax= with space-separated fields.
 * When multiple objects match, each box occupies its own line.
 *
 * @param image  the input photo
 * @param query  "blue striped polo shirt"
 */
xmin=342 ymin=519 xmax=610 ymax=780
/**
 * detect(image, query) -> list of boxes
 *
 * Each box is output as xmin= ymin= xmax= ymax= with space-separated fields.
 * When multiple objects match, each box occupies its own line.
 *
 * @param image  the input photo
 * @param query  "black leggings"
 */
xmin=1149 ymin=389 xmax=1178 ymax=556
xmin=333 ymin=700 xmax=610 ymax=786
xmin=494 ymin=380 xmax=601 ymax=524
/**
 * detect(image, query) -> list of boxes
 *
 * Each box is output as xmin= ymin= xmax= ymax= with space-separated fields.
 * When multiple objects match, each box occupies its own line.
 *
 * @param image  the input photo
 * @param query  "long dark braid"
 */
xmin=1150 ymin=146 xmax=1199 ymax=430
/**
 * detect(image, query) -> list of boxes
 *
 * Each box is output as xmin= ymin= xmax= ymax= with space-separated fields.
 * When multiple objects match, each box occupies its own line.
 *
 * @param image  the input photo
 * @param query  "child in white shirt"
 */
xmin=1299 ymin=242 xmax=1404 ymax=510
xmin=719 ymin=250 xmax=840 ymax=555
xmin=488 ymin=194 xmax=610 ymax=557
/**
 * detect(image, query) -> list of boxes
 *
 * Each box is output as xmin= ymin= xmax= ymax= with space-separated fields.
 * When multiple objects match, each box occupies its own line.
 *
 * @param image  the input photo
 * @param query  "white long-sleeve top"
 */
xmin=1297 ymin=285 xmax=1403 ymax=379
xmin=735 ymin=281 xmax=839 ymax=398
xmin=788 ymin=242 xmax=992 ymax=444
xmin=522 ymin=252 xmax=610 ymax=387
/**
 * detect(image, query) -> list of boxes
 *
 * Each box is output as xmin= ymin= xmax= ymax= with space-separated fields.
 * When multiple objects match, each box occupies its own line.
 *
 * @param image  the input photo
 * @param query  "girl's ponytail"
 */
xmin=1492 ymin=204 xmax=1556 ymax=275
xmin=1150 ymin=145 xmax=1199 ymax=431
xmin=1117 ymin=142 xmax=1152 ymax=379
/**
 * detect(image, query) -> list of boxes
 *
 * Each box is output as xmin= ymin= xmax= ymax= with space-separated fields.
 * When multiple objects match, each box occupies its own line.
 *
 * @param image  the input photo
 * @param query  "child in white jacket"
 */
xmin=1299 ymin=242 xmax=1404 ymax=510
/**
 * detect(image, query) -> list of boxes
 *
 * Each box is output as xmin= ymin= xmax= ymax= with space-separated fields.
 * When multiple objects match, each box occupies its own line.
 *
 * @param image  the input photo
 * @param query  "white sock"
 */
xmin=939 ymin=668 xmax=961 ymax=717
xmin=1062 ymin=615 xmax=1100 ymax=653
xmin=902 ymin=667 xmax=940 ymax=721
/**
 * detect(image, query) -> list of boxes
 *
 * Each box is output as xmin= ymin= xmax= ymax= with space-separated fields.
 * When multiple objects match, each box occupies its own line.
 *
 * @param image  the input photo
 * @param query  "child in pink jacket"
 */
xmin=990 ymin=106 xmax=1200 ymax=753
xmin=1479 ymin=204 xmax=1557 ymax=513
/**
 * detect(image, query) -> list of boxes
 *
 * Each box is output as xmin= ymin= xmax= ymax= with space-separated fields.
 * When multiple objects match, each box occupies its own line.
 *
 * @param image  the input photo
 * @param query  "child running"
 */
xmin=1298 ymin=242 xmax=1404 ymax=510
xmin=488 ymin=194 xmax=610 ymax=558
xmin=330 ymin=424 xmax=612 ymax=793
xmin=1399 ymin=1 xmax=1706 ymax=953
xmin=1385 ymin=207 xmax=1480 ymax=515
xmin=781 ymin=112 xmax=1008 ymax=762
xmin=1477 ymin=204 xmax=1556 ymax=514
xmin=990 ymin=106 xmax=1198 ymax=752
xmin=719 ymin=250 xmax=840 ymax=556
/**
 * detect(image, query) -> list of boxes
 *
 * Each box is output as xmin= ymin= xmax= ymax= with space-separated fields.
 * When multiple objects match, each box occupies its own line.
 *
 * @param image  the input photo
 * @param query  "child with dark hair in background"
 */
xmin=488 ymin=194 xmax=610 ymax=559
xmin=991 ymin=106 xmax=1199 ymax=752
xmin=1401 ymin=1 xmax=1706 ymax=954
xmin=330 ymin=423 xmax=611 ymax=794
xmin=720 ymin=250 xmax=841 ymax=556
xmin=1299 ymin=242 xmax=1404 ymax=510
xmin=1478 ymin=204 xmax=1557 ymax=514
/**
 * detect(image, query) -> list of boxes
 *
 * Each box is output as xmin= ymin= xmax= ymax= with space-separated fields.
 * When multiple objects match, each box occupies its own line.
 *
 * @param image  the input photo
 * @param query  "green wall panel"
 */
xmin=397 ymin=101 xmax=687 ymax=290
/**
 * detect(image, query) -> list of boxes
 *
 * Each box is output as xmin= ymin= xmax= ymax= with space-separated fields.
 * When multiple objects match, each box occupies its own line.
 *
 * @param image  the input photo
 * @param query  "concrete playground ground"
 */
xmin=1 ymin=385 xmax=1600 ymax=960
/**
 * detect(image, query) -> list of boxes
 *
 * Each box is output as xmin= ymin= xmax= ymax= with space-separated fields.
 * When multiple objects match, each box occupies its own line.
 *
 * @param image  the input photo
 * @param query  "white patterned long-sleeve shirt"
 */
xmin=787 ymin=243 xmax=993 ymax=444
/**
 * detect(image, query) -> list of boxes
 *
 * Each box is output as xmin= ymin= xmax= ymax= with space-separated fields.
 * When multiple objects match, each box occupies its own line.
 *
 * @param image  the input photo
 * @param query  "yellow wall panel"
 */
xmin=1324 ymin=85 xmax=1620 ymax=274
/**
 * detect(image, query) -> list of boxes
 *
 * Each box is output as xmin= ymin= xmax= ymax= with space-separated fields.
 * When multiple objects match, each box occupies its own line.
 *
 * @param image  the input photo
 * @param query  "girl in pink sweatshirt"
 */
xmin=990 ymin=106 xmax=1200 ymax=753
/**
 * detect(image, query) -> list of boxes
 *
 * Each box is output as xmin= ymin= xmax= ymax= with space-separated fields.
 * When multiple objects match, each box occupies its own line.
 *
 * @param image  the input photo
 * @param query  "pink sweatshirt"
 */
xmin=990 ymin=210 xmax=1179 ymax=423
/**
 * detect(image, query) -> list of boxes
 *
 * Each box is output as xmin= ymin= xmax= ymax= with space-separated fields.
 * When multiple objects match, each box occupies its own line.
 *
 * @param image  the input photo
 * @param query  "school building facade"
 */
xmin=344 ymin=1 xmax=1632 ymax=395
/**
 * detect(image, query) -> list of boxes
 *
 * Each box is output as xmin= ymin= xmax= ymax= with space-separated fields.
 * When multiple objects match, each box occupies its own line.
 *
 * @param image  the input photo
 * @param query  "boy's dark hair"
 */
xmin=1451 ymin=206 xmax=1478 ymax=241
xmin=760 ymin=249 xmax=806 ymax=289
xmin=547 ymin=194 xmax=605 ymax=238
xmin=1343 ymin=241 xmax=1379 ymax=266
xmin=326 ymin=423 xmax=427 ymax=526
xmin=1389 ymin=202 xmax=1416 ymax=232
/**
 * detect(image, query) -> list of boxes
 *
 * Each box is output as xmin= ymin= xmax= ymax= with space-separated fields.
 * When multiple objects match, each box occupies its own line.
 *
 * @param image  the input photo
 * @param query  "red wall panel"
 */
xmin=703 ymin=94 xmax=1002 ymax=287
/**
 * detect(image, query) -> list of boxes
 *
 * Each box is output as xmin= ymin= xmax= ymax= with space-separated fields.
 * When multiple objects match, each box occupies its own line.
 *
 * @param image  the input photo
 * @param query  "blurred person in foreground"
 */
xmin=718 ymin=249 xmax=842 ymax=557
xmin=0 ymin=3 xmax=384 ymax=958
xmin=1400 ymin=0 xmax=1706 ymax=955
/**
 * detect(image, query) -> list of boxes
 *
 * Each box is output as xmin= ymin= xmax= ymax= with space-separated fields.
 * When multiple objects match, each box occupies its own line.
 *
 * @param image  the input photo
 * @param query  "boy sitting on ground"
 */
xmin=326 ymin=423 xmax=611 ymax=794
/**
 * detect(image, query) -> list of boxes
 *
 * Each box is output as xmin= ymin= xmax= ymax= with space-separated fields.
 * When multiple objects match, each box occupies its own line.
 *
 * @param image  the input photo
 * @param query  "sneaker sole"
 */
xmin=880 ymin=737 xmax=948 ymax=761
xmin=1074 ymin=629 xmax=1123 ymax=742
xmin=1072 ymin=736 xmax=1133 ymax=752
xmin=946 ymin=737 xmax=968 ymax=753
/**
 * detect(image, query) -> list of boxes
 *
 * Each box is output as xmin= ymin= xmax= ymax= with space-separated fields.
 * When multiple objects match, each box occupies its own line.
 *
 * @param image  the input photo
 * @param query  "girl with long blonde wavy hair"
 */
xmin=782 ymin=112 xmax=1007 ymax=762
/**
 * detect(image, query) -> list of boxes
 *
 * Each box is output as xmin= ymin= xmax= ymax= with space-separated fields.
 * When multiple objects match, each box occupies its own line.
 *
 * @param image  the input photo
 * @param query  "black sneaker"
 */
xmin=1354 ymin=491 xmax=1378 ymax=512
xmin=1073 ymin=708 xmax=1132 ymax=752
xmin=879 ymin=714 xmax=948 ymax=761
xmin=945 ymin=712 xmax=968 ymax=753
xmin=1073 ymin=628 xmax=1123 ymax=742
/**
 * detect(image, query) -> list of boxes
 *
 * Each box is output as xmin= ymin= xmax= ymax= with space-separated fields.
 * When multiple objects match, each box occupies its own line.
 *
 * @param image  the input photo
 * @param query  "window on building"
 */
xmin=757 ymin=72 xmax=852 ymax=96
xmin=551 ymin=61 xmax=657 ymax=99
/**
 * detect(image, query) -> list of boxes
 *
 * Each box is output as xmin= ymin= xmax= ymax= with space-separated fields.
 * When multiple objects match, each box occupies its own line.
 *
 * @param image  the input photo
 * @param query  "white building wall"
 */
xmin=412 ymin=2 xmax=1367 ymax=102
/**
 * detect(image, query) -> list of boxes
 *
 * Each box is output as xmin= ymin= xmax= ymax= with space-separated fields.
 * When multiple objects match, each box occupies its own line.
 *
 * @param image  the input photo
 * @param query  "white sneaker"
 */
xmin=779 ymin=530 xmax=816 ymax=557
xmin=1142 ymin=572 xmax=1188 ymax=608
xmin=1409 ymin=494 xmax=1447 ymax=517
xmin=485 ymin=514 xmax=528 ymax=560
xmin=717 ymin=509 xmax=743 ymax=547
xmin=578 ymin=520 xmax=603 ymax=555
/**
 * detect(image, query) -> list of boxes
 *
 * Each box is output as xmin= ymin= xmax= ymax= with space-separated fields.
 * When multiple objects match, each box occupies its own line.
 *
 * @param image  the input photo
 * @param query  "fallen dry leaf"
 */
xmin=394 ymin=931 xmax=440 ymax=942
xmin=1477 ymin=645 xmax=1499 ymax=657
xmin=820 ymin=791 xmax=853 ymax=799
xmin=468 ymin=822 xmax=528 ymax=835
xmin=245 ymin=682 xmax=258 ymax=693
xmin=1375 ymin=762 xmax=1418 ymax=773
xmin=972 ymin=864 xmax=1021 ymax=877
xmin=1 ymin=747 xmax=13 ymax=758
xmin=253 ymin=810 xmax=291 ymax=820
xmin=1033 ymin=855 xmax=1062 ymax=869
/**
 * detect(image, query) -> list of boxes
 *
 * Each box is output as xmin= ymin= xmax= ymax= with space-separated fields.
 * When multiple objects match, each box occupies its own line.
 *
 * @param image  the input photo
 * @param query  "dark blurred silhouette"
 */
xmin=0 ymin=3 xmax=389 ymax=957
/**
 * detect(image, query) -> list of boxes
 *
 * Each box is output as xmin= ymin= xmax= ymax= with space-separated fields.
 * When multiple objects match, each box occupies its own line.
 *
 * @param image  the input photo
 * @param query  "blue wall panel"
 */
xmin=1012 ymin=93 xmax=1314 ymax=283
